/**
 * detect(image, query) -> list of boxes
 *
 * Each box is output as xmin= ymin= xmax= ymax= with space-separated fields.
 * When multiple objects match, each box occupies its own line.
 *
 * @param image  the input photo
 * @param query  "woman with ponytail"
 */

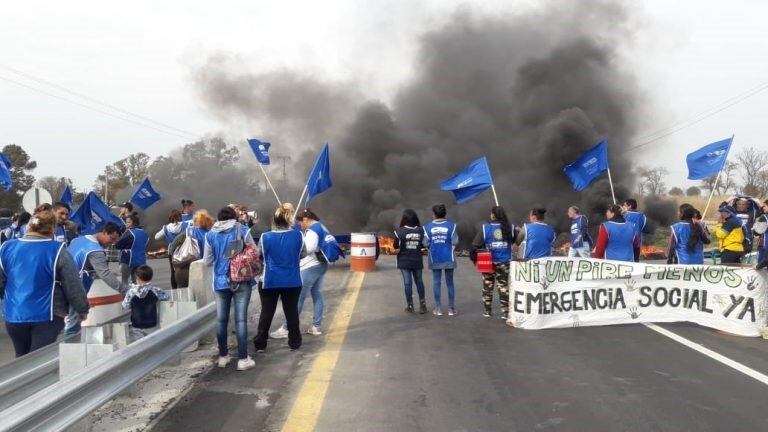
xmin=472 ymin=206 xmax=515 ymax=319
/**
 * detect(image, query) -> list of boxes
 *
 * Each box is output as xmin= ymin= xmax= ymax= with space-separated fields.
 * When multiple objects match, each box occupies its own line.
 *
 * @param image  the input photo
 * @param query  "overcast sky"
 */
xmin=1 ymin=0 xmax=766 ymax=192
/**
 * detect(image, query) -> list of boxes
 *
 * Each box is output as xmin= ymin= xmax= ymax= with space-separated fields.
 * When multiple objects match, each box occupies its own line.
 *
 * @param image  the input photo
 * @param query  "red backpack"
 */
xmin=229 ymin=225 xmax=262 ymax=283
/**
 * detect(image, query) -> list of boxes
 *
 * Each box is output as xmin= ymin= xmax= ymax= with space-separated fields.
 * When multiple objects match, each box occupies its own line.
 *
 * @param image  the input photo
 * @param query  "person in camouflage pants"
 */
xmin=482 ymin=262 xmax=510 ymax=316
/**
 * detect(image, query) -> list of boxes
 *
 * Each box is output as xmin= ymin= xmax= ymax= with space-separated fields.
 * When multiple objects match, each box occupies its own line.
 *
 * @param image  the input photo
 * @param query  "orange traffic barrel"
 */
xmin=350 ymin=232 xmax=376 ymax=272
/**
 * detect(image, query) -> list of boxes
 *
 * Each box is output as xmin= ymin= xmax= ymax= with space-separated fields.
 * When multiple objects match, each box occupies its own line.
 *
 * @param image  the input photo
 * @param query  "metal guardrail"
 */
xmin=0 ymin=302 xmax=215 ymax=432
xmin=0 ymin=333 xmax=78 ymax=412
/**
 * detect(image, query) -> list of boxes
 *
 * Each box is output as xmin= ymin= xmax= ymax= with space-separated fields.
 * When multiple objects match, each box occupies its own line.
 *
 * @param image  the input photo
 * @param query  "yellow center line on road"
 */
xmin=281 ymin=271 xmax=366 ymax=432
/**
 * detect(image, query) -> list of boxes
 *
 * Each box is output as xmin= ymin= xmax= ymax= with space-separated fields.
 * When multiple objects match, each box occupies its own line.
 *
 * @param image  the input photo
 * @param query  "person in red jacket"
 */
xmin=593 ymin=204 xmax=640 ymax=262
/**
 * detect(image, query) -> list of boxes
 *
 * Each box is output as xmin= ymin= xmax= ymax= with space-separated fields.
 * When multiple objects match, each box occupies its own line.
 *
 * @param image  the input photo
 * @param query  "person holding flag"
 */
xmin=471 ymin=206 xmax=515 ymax=319
xmin=423 ymin=204 xmax=459 ymax=316
xmin=53 ymin=202 xmax=77 ymax=245
xmin=593 ymin=205 xmax=639 ymax=262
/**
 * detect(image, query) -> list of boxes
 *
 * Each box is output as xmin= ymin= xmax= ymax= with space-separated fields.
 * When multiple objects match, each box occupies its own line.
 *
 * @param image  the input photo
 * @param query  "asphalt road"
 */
xmin=150 ymin=256 xmax=768 ymax=432
xmin=0 ymin=258 xmax=173 ymax=365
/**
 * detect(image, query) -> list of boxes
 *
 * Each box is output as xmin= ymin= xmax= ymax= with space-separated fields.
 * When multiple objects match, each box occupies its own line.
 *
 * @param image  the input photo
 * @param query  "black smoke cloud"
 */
xmin=191 ymin=2 xmax=649 ymax=246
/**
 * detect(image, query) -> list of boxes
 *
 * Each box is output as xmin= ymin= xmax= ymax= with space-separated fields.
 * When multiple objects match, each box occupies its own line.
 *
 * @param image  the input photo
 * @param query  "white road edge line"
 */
xmin=644 ymin=323 xmax=768 ymax=386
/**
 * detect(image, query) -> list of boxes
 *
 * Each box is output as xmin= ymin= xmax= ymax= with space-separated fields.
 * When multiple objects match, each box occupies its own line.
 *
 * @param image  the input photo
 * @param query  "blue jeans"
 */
xmin=215 ymin=284 xmax=252 ymax=359
xmin=431 ymin=269 xmax=455 ymax=309
xmin=400 ymin=268 xmax=425 ymax=304
xmin=297 ymin=263 xmax=328 ymax=328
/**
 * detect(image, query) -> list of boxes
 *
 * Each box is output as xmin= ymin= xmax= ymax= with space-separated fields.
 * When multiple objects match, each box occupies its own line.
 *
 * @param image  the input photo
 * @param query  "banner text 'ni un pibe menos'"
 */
xmin=509 ymin=258 xmax=768 ymax=337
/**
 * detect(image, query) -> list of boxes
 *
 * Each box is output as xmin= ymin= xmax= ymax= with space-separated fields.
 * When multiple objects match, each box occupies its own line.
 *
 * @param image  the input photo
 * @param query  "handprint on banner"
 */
xmin=624 ymin=279 xmax=638 ymax=292
xmin=713 ymin=294 xmax=728 ymax=309
xmin=746 ymin=276 xmax=758 ymax=291
xmin=627 ymin=306 xmax=642 ymax=320
xmin=514 ymin=315 xmax=527 ymax=327
xmin=569 ymin=314 xmax=581 ymax=328
xmin=540 ymin=279 xmax=551 ymax=291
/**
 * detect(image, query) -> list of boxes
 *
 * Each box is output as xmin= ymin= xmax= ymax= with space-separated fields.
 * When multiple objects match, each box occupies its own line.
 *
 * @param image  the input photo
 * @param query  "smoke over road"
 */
xmin=191 ymin=2 xmax=652 ymax=245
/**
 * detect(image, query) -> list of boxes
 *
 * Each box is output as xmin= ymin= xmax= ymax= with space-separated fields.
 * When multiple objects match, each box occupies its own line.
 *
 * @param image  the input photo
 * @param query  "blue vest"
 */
xmin=624 ymin=211 xmax=646 ymax=243
xmin=0 ymin=239 xmax=64 ymax=322
xmin=54 ymin=225 xmax=74 ymax=244
xmin=121 ymin=228 xmax=148 ymax=267
xmin=261 ymin=230 xmax=304 ymax=289
xmin=524 ymin=223 xmax=555 ymax=260
xmin=188 ymin=226 xmax=208 ymax=258
xmin=603 ymin=222 xmax=635 ymax=262
xmin=671 ymin=222 xmax=704 ymax=265
xmin=205 ymin=225 xmax=252 ymax=291
xmin=69 ymin=236 xmax=104 ymax=292
xmin=483 ymin=222 xmax=512 ymax=263
xmin=424 ymin=220 xmax=457 ymax=266
xmin=163 ymin=222 xmax=189 ymax=245
xmin=181 ymin=213 xmax=193 ymax=222
xmin=570 ymin=215 xmax=591 ymax=248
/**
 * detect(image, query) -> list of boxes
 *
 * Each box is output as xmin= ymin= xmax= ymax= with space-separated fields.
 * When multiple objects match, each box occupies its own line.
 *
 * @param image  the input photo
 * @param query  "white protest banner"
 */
xmin=508 ymin=258 xmax=768 ymax=337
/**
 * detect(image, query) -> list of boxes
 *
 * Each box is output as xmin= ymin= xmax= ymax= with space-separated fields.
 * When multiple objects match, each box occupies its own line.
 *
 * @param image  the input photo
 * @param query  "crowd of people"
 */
xmin=0 ymin=192 xmax=765 ymax=365
xmin=393 ymin=196 xmax=768 ymax=320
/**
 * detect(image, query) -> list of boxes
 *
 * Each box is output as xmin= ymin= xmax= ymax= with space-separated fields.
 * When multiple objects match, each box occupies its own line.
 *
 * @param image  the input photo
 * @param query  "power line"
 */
xmin=0 ymin=74 xmax=196 ymax=141
xmin=622 ymin=80 xmax=768 ymax=154
xmin=0 ymin=64 xmax=200 ymax=139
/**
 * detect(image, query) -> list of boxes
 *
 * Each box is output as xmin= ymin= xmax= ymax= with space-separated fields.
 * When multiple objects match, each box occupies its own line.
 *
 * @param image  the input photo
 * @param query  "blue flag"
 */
xmin=0 ymin=153 xmax=12 ymax=191
xmin=686 ymin=136 xmax=733 ymax=180
xmin=70 ymin=192 xmax=125 ymax=235
xmin=440 ymin=157 xmax=494 ymax=204
xmin=563 ymin=140 xmax=609 ymax=191
xmin=130 ymin=177 xmax=162 ymax=210
xmin=60 ymin=185 xmax=73 ymax=206
xmin=248 ymin=138 xmax=271 ymax=165
xmin=305 ymin=143 xmax=332 ymax=205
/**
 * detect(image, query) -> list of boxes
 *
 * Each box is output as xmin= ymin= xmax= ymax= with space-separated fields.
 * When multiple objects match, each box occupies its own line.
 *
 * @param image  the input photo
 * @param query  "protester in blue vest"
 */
xmin=516 ymin=208 xmax=556 ymax=260
xmin=181 ymin=199 xmax=195 ymax=223
xmin=567 ymin=206 xmax=592 ymax=258
xmin=53 ymin=202 xmax=77 ymax=245
xmin=170 ymin=210 xmax=215 ymax=288
xmin=393 ymin=209 xmax=427 ymax=314
xmin=0 ymin=211 xmax=89 ymax=356
xmin=1 ymin=212 xmax=31 ymax=244
xmin=271 ymin=209 xmax=330 ymax=339
xmin=471 ymin=206 xmax=515 ymax=319
xmin=594 ymin=204 xmax=639 ymax=262
xmin=622 ymin=199 xmax=648 ymax=262
xmin=114 ymin=214 xmax=149 ymax=285
xmin=154 ymin=209 xmax=188 ymax=289
xmin=66 ymin=222 xmax=126 ymax=335
xmin=754 ymin=200 xmax=768 ymax=265
xmin=667 ymin=205 xmax=710 ymax=265
xmin=254 ymin=205 xmax=305 ymax=353
xmin=423 ymin=204 xmax=459 ymax=316
xmin=203 ymin=206 xmax=256 ymax=371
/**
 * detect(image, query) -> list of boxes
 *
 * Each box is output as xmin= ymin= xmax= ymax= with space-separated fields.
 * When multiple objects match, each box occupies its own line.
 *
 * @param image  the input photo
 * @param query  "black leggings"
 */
xmin=168 ymin=255 xmax=178 ymax=289
xmin=721 ymin=250 xmax=744 ymax=264
xmin=5 ymin=317 xmax=65 ymax=357
xmin=253 ymin=287 xmax=302 ymax=350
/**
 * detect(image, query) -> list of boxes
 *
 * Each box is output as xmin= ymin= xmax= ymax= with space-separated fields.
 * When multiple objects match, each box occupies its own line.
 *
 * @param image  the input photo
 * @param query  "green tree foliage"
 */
xmin=685 ymin=186 xmax=701 ymax=197
xmin=668 ymin=187 xmax=684 ymax=196
xmin=0 ymin=144 xmax=37 ymax=210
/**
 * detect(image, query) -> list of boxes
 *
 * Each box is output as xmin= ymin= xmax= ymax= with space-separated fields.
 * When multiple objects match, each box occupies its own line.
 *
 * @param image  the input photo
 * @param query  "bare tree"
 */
xmin=736 ymin=147 xmax=768 ymax=196
xmin=638 ymin=166 xmax=669 ymax=196
xmin=701 ymin=161 xmax=738 ymax=196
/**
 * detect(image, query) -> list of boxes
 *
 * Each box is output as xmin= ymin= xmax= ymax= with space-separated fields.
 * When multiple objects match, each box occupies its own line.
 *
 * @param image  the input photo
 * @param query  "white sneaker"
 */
xmin=307 ymin=325 xmax=323 ymax=336
xmin=237 ymin=357 xmax=256 ymax=371
xmin=433 ymin=308 xmax=443 ymax=316
xmin=217 ymin=355 xmax=231 ymax=368
xmin=270 ymin=326 xmax=289 ymax=339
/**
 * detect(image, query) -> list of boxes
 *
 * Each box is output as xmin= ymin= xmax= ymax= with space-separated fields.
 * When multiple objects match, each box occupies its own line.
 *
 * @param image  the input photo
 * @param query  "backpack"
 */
xmin=229 ymin=224 xmax=262 ymax=283
xmin=172 ymin=227 xmax=201 ymax=265
xmin=313 ymin=223 xmax=344 ymax=263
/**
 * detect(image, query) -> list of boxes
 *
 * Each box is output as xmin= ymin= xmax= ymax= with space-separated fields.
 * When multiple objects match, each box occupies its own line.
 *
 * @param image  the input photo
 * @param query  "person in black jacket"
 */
xmin=393 ymin=209 xmax=427 ymax=314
